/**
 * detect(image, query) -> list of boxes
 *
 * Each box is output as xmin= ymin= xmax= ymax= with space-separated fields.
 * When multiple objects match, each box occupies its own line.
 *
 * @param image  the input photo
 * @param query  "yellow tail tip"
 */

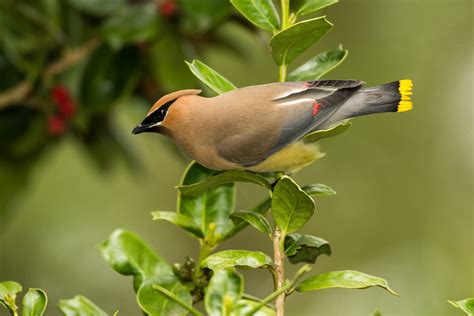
xmin=398 ymin=79 xmax=413 ymax=112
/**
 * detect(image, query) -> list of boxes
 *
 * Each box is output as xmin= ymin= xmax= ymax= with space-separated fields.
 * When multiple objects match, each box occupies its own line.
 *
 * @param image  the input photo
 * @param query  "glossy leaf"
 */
xmin=288 ymin=46 xmax=348 ymax=81
xmin=448 ymin=298 xmax=474 ymax=315
xmin=272 ymin=176 xmax=315 ymax=234
xmin=58 ymin=296 xmax=107 ymax=316
xmin=284 ymin=233 xmax=331 ymax=264
xmin=137 ymin=280 xmax=193 ymax=316
xmin=303 ymin=121 xmax=351 ymax=144
xmin=230 ymin=210 xmax=272 ymax=234
xmin=297 ymin=270 xmax=398 ymax=295
xmin=291 ymin=0 xmax=339 ymax=16
xmin=80 ymin=45 xmax=140 ymax=113
xmin=22 ymin=288 xmax=47 ymax=316
xmin=202 ymin=250 xmax=272 ymax=270
xmin=178 ymin=170 xmax=272 ymax=196
xmin=235 ymin=299 xmax=276 ymax=316
xmin=205 ymin=269 xmax=243 ymax=316
xmin=101 ymin=3 xmax=160 ymax=50
xmin=186 ymin=60 xmax=236 ymax=94
xmin=178 ymin=162 xmax=236 ymax=240
xmin=230 ymin=0 xmax=280 ymax=32
xmin=0 ymin=281 xmax=21 ymax=314
xmin=302 ymin=183 xmax=336 ymax=196
xmin=0 ymin=281 xmax=22 ymax=299
xmin=151 ymin=211 xmax=204 ymax=238
xmin=98 ymin=229 xmax=174 ymax=291
xmin=270 ymin=17 xmax=333 ymax=66
xmin=224 ymin=198 xmax=272 ymax=239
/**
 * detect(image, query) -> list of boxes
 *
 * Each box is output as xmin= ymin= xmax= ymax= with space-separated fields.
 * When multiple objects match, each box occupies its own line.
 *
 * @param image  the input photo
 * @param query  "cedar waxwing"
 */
xmin=133 ymin=80 xmax=413 ymax=173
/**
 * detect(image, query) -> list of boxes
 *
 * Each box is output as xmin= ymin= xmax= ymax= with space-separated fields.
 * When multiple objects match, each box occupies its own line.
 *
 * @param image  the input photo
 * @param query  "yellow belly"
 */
xmin=247 ymin=142 xmax=326 ymax=174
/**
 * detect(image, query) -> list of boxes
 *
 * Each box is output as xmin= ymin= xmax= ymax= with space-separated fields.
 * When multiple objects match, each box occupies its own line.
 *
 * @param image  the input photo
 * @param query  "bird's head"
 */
xmin=132 ymin=89 xmax=201 ymax=135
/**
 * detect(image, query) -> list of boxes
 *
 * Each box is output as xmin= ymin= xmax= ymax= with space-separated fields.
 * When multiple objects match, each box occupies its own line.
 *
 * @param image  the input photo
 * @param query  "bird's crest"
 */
xmin=147 ymin=89 xmax=201 ymax=115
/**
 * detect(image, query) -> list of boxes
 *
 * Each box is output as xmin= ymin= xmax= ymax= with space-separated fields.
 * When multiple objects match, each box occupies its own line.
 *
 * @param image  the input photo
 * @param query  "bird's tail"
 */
xmin=347 ymin=79 xmax=413 ymax=117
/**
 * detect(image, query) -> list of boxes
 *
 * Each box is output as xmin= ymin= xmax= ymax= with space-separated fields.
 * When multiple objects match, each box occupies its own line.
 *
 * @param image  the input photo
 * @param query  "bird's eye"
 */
xmin=141 ymin=100 xmax=175 ymax=126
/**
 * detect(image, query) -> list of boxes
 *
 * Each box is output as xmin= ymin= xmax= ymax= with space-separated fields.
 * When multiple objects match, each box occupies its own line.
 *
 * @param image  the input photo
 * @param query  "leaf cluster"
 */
xmin=0 ymin=0 xmax=240 ymax=219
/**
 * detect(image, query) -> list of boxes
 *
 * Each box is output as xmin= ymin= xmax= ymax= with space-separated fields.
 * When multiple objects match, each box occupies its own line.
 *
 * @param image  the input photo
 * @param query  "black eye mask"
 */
xmin=141 ymin=100 xmax=174 ymax=126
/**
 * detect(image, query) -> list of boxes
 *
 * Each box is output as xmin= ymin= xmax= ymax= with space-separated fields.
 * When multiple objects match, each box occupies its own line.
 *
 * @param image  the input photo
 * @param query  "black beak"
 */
xmin=132 ymin=123 xmax=153 ymax=134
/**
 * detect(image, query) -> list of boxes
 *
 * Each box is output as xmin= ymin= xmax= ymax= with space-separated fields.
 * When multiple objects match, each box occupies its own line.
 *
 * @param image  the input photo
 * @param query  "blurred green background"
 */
xmin=0 ymin=0 xmax=472 ymax=315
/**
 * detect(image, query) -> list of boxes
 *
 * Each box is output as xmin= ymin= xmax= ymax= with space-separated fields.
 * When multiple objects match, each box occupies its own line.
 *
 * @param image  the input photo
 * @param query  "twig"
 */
xmin=245 ymin=265 xmax=311 ymax=316
xmin=0 ymin=81 xmax=32 ymax=110
xmin=152 ymin=284 xmax=203 ymax=316
xmin=0 ymin=37 xmax=101 ymax=109
xmin=273 ymin=228 xmax=285 ymax=316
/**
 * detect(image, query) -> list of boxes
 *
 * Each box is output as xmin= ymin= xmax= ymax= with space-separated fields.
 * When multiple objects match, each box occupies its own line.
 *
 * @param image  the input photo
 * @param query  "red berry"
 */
xmin=48 ymin=116 xmax=66 ymax=136
xmin=160 ymin=1 xmax=176 ymax=17
xmin=51 ymin=85 xmax=69 ymax=105
xmin=59 ymin=99 xmax=76 ymax=119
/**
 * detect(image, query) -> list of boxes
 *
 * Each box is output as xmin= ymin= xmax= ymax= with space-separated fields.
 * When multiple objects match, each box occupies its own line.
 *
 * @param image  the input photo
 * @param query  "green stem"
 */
xmin=279 ymin=64 xmax=287 ymax=82
xmin=242 ymin=294 xmax=275 ymax=308
xmin=279 ymin=0 xmax=291 ymax=83
xmin=194 ymin=241 xmax=212 ymax=279
xmin=245 ymin=265 xmax=311 ymax=316
xmin=281 ymin=0 xmax=290 ymax=30
xmin=153 ymin=284 xmax=203 ymax=316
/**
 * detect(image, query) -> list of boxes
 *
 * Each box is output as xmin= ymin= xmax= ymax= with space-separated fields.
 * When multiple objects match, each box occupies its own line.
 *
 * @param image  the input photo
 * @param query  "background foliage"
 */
xmin=0 ymin=0 xmax=473 ymax=315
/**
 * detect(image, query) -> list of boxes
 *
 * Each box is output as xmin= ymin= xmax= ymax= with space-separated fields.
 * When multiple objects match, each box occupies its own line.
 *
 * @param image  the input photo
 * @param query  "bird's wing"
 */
xmin=217 ymin=80 xmax=364 ymax=167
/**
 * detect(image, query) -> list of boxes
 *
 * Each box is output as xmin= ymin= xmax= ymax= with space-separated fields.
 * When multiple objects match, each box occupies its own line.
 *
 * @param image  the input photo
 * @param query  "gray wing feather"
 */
xmin=217 ymin=80 xmax=364 ymax=167
xmin=264 ymin=81 xmax=363 ymax=161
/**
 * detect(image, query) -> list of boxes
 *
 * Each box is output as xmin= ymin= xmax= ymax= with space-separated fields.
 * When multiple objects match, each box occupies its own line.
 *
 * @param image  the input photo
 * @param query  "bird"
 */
xmin=132 ymin=79 xmax=413 ymax=173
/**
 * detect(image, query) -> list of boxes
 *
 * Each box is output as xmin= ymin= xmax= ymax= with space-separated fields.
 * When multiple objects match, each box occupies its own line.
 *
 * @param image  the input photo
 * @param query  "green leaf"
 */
xmin=231 ymin=210 xmax=272 ymax=234
xmin=372 ymin=310 xmax=382 ymax=316
xmin=58 ymin=296 xmax=107 ymax=316
xmin=205 ymin=269 xmax=243 ymax=316
xmin=178 ymin=162 xmax=236 ymax=241
xmin=98 ymin=229 xmax=174 ymax=291
xmin=80 ymin=45 xmax=140 ymax=113
xmin=101 ymin=3 xmax=160 ymax=50
xmin=99 ymin=230 xmax=192 ymax=315
xmin=177 ymin=0 xmax=231 ymax=33
xmin=137 ymin=280 xmax=193 ymax=316
xmin=178 ymin=170 xmax=272 ymax=196
xmin=202 ymin=250 xmax=273 ymax=270
xmin=272 ymin=176 xmax=314 ymax=235
xmin=185 ymin=60 xmax=236 ymax=94
xmin=284 ymin=233 xmax=331 ymax=264
xmin=302 ymin=121 xmax=351 ymax=144
xmin=288 ymin=46 xmax=348 ymax=81
xmin=224 ymin=198 xmax=272 ymax=239
xmin=22 ymin=288 xmax=47 ymax=316
xmin=230 ymin=0 xmax=280 ymax=32
xmin=291 ymin=0 xmax=339 ymax=17
xmin=296 ymin=270 xmax=398 ymax=295
xmin=0 ymin=281 xmax=22 ymax=314
xmin=448 ymin=298 xmax=474 ymax=315
xmin=151 ymin=211 xmax=204 ymax=238
xmin=0 ymin=281 xmax=22 ymax=299
xmin=270 ymin=17 xmax=333 ymax=66
xmin=235 ymin=299 xmax=276 ymax=316
xmin=67 ymin=0 xmax=126 ymax=16
xmin=302 ymin=183 xmax=336 ymax=196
